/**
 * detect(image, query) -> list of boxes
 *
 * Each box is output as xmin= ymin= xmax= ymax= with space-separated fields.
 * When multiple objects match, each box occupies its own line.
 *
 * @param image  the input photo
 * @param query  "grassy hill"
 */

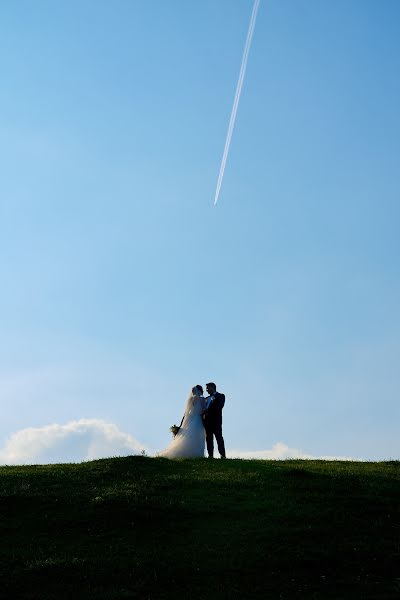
xmin=0 ymin=456 xmax=399 ymax=599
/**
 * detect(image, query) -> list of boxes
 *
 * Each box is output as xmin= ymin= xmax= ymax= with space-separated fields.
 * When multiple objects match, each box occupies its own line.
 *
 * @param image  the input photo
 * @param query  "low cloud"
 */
xmin=228 ymin=442 xmax=355 ymax=461
xmin=0 ymin=421 xmax=356 ymax=465
xmin=0 ymin=419 xmax=147 ymax=465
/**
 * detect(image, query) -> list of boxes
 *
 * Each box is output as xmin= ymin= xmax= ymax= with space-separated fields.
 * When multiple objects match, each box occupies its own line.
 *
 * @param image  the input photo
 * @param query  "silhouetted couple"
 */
xmin=158 ymin=382 xmax=226 ymax=459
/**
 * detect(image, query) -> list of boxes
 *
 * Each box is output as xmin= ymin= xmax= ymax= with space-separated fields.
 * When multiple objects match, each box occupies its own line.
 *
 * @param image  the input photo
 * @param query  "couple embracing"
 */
xmin=159 ymin=382 xmax=226 ymax=459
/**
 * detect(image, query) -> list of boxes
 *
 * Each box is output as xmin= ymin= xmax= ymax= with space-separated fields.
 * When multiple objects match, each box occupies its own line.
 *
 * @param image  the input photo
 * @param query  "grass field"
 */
xmin=0 ymin=456 xmax=399 ymax=599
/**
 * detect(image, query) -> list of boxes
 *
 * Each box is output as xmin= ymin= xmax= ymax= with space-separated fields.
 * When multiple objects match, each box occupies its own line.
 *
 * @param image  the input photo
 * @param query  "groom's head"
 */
xmin=206 ymin=382 xmax=216 ymax=395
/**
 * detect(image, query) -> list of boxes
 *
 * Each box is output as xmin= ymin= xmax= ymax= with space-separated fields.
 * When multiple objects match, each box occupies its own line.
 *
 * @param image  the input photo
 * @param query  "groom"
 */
xmin=203 ymin=382 xmax=226 ymax=459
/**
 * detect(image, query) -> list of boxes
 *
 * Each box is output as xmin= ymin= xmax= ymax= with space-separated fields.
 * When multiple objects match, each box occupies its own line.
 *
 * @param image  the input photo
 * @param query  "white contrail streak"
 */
xmin=214 ymin=0 xmax=260 ymax=206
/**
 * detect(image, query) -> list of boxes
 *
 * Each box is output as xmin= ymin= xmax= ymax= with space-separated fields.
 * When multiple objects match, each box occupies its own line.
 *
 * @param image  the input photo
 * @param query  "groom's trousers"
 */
xmin=206 ymin=424 xmax=226 ymax=458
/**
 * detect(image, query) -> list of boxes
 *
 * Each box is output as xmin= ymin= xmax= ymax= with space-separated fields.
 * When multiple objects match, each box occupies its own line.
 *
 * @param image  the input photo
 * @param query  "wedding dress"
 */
xmin=158 ymin=389 xmax=206 ymax=458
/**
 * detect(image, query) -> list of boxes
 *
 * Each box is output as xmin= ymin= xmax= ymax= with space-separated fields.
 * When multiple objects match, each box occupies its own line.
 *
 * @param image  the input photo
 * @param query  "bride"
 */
xmin=158 ymin=385 xmax=206 ymax=458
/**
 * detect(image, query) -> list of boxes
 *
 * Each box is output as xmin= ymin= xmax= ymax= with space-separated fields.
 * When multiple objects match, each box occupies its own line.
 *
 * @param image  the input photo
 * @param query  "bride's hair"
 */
xmin=192 ymin=385 xmax=203 ymax=396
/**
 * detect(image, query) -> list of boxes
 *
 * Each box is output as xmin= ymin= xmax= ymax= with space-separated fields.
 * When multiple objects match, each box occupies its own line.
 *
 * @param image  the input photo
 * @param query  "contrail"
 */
xmin=214 ymin=0 xmax=260 ymax=206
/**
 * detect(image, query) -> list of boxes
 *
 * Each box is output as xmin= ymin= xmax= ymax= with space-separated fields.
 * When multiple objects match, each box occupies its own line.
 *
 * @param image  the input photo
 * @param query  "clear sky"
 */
xmin=1 ymin=0 xmax=399 ymax=463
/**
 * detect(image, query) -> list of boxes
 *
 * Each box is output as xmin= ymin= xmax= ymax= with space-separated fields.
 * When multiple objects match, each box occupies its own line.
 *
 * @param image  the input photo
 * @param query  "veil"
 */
xmin=184 ymin=386 xmax=202 ymax=417
xmin=184 ymin=389 xmax=195 ymax=417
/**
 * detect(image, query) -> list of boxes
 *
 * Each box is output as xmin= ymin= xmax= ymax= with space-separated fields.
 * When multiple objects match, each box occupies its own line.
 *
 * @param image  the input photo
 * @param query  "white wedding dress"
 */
xmin=158 ymin=390 xmax=206 ymax=459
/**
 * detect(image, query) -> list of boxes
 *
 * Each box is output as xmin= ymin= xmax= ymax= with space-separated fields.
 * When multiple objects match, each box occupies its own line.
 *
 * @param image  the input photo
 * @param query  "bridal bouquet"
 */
xmin=170 ymin=424 xmax=180 ymax=437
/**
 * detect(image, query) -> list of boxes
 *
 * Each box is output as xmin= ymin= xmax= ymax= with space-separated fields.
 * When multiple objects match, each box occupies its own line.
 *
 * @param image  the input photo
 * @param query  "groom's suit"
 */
xmin=203 ymin=392 xmax=226 ymax=458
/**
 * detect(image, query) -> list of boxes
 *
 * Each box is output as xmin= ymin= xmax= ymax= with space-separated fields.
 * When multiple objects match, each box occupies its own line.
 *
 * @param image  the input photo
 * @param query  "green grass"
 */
xmin=1 ymin=457 xmax=399 ymax=599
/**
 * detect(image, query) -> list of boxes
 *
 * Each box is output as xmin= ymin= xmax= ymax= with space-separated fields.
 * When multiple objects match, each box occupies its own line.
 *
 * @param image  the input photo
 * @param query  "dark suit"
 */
xmin=203 ymin=392 xmax=226 ymax=458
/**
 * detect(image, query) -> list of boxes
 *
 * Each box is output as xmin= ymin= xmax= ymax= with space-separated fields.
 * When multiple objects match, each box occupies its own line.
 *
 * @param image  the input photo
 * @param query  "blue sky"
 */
xmin=1 ymin=0 xmax=399 ymax=462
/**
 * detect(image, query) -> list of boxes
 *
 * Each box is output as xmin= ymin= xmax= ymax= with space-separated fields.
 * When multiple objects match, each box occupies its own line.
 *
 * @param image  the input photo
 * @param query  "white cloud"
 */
xmin=228 ymin=442 xmax=356 ymax=461
xmin=0 ymin=419 xmax=147 ymax=465
xmin=0 ymin=421 xmax=357 ymax=466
